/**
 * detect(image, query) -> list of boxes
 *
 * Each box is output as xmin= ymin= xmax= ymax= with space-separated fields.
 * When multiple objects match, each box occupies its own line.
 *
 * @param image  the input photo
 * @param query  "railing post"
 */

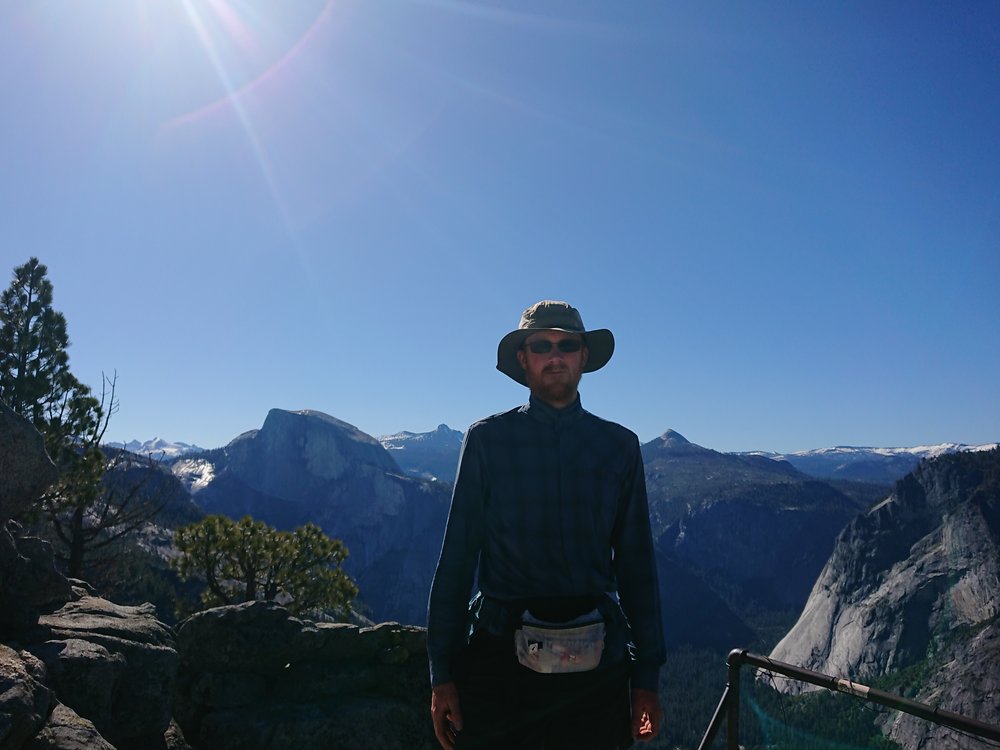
xmin=726 ymin=651 xmax=742 ymax=750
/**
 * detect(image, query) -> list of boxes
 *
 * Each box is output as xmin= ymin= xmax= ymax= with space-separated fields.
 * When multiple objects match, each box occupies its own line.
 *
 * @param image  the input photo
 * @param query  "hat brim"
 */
xmin=496 ymin=328 xmax=615 ymax=386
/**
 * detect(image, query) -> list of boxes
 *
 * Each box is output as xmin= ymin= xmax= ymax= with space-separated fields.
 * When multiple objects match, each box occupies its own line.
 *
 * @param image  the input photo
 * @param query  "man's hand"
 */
xmin=431 ymin=682 xmax=463 ymax=750
xmin=631 ymin=687 xmax=662 ymax=742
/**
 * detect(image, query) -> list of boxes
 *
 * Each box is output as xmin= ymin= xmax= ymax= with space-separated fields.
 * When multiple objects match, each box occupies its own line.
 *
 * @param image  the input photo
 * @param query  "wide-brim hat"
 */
xmin=496 ymin=300 xmax=615 ymax=386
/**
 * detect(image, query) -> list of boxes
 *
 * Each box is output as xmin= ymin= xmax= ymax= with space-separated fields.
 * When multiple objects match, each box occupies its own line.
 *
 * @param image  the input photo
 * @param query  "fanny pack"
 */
xmin=467 ymin=593 xmax=630 ymax=673
xmin=514 ymin=608 xmax=606 ymax=674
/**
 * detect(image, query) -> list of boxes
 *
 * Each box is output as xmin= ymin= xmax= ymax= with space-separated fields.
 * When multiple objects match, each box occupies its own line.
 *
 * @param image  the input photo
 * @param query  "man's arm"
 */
xmin=427 ymin=428 xmax=486 ymax=684
xmin=613 ymin=435 xmax=666 ymax=691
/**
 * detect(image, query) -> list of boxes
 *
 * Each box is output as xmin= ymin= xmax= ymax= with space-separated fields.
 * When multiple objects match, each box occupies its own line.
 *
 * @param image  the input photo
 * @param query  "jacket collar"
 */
xmin=521 ymin=393 xmax=583 ymax=425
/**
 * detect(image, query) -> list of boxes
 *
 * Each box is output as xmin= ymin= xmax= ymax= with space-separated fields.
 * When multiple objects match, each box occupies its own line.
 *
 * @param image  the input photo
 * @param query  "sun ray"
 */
xmin=162 ymin=1 xmax=334 ymax=129
xmin=175 ymin=0 xmax=296 ymax=246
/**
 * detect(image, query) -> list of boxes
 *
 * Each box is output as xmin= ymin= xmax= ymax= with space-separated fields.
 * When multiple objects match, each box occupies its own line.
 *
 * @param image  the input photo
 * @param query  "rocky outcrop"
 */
xmin=0 ymin=643 xmax=52 ymax=748
xmin=25 ymin=703 xmax=116 ymax=750
xmin=1 ymin=404 xmax=187 ymax=750
xmin=26 ymin=595 xmax=179 ymax=749
xmin=0 ymin=580 xmax=186 ymax=750
xmin=170 ymin=409 xmax=451 ymax=625
xmin=174 ymin=601 xmax=433 ymax=750
xmin=769 ymin=449 xmax=1000 ymax=743
xmin=1 ymin=528 xmax=72 ymax=639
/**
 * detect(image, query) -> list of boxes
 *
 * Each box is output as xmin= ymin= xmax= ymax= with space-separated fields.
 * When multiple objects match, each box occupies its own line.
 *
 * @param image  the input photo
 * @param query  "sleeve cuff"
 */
xmin=429 ymin=658 xmax=452 ymax=687
xmin=631 ymin=662 xmax=661 ymax=692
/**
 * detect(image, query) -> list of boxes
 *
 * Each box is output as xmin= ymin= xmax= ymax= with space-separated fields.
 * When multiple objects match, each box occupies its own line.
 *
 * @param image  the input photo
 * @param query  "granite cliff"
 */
xmin=770 ymin=448 xmax=1000 ymax=747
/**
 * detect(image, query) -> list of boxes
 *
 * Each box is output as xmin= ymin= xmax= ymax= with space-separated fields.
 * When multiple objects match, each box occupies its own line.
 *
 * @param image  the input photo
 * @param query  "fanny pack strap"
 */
xmin=469 ymin=592 xmax=622 ymax=637
xmin=513 ymin=595 xmax=601 ymax=623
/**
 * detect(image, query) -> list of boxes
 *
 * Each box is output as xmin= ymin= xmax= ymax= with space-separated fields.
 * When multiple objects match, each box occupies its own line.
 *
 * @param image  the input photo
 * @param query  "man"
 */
xmin=427 ymin=300 xmax=665 ymax=750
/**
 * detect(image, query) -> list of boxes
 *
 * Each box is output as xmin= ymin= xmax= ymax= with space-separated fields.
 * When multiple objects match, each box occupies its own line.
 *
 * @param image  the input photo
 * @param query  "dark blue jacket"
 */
xmin=427 ymin=394 xmax=665 ymax=690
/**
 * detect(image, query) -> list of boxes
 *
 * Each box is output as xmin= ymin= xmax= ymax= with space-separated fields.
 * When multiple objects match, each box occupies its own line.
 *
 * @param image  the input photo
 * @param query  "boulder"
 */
xmin=26 ymin=639 xmax=126 ymax=731
xmin=174 ymin=600 xmax=306 ymax=675
xmin=24 ymin=703 xmax=115 ymax=750
xmin=0 ymin=404 xmax=71 ymax=638
xmin=0 ymin=528 xmax=73 ymax=639
xmin=0 ymin=644 xmax=51 ymax=750
xmin=175 ymin=602 xmax=434 ymax=749
xmin=0 ymin=403 xmax=57 ymax=523
xmin=32 ymin=596 xmax=178 ymax=749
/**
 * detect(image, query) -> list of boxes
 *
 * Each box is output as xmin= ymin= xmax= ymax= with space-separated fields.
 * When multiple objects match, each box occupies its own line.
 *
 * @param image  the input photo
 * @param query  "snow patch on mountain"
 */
xmin=748 ymin=442 xmax=997 ymax=462
xmin=107 ymin=437 xmax=206 ymax=461
xmin=170 ymin=457 xmax=216 ymax=494
xmin=378 ymin=424 xmax=462 ymax=449
xmin=739 ymin=442 xmax=998 ymax=483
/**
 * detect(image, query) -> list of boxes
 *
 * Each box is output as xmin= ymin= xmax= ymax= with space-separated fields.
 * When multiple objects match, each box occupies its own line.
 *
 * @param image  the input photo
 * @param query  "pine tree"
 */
xmin=1 ymin=257 xmax=165 ymax=578
xmin=0 ymin=257 xmax=101 ymax=470
xmin=172 ymin=516 xmax=359 ymax=618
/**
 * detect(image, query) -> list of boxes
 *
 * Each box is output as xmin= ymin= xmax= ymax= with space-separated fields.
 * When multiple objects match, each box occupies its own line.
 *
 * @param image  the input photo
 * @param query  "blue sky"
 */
xmin=2 ymin=1 xmax=997 ymax=454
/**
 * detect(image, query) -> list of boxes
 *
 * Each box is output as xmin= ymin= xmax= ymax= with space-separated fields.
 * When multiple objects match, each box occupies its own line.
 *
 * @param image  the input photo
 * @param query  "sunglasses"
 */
xmin=525 ymin=338 xmax=583 ymax=354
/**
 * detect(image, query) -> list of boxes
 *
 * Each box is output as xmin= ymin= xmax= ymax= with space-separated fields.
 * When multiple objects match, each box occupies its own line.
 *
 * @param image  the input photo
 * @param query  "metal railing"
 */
xmin=697 ymin=648 xmax=1000 ymax=749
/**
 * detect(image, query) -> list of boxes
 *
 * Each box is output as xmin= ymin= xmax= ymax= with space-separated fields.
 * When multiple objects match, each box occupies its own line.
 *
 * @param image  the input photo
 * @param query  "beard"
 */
xmin=528 ymin=365 xmax=582 ymax=407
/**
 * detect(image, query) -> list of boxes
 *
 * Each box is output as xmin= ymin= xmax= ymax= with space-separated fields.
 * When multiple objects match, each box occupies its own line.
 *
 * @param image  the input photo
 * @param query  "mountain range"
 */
xmin=379 ymin=426 xmax=997 ymax=486
xmin=741 ymin=442 xmax=998 ymax=483
xmin=128 ymin=425 xmax=996 ymax=487
xmin=132 ymin=420 xmax=994 ymax=640
xmin=146 ymin=414 xmax=994 ymax=641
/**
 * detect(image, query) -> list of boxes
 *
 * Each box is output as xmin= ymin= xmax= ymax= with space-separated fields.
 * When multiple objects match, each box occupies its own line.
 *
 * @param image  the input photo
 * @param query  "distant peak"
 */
xmin=660 ymin=429 xmax=690 ymax=444
xmin=435 ymin=424 xmax=451 ymax=432
xmin=262 ymin=408 xmax=375 ymax=443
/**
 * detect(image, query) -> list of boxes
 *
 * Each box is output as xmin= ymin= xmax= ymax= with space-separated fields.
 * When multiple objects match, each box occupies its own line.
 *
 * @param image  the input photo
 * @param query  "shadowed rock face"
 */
xmin=172 ymin=409 xmax=450 ymax=625
xmin=28 ymin=595 xmax=179 ymax=749
xmin=0 ymin=404 xmax=69 ymax=638
xmin=25 ymin=703 xmax=117 ymax=750
xmin=886 ymin=619 xmax=1000 ymax=748
xmin=769 ymin=449 xmax=1000 ymax=745
xmin=0 ymin=403 xmax=57 ymax=524
xmin=0 ymin=643 xmax=52 ymax=748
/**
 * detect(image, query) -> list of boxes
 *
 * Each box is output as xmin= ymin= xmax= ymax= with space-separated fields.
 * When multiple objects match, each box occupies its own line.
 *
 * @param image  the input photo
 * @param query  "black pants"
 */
xmin=452 ymin=630 xmax=633 ymax=750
